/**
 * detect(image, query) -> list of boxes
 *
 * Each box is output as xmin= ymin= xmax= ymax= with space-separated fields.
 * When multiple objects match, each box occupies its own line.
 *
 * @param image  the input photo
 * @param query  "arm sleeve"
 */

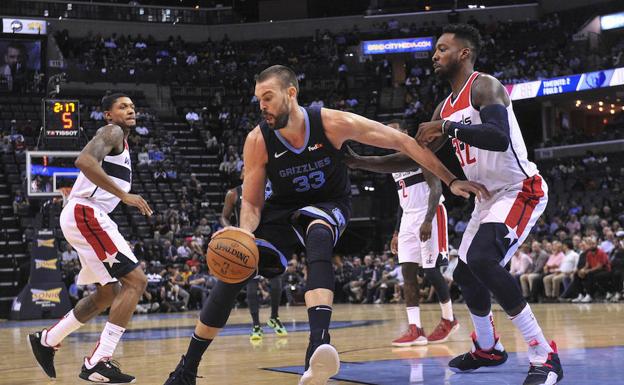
xmin=394 ymin=205 xmax=403 ymax=233
xmin=444 ymin=104 xmax=510 ymax=151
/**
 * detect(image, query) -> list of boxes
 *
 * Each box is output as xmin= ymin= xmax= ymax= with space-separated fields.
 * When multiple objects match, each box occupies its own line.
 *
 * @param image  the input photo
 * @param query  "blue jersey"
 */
xmin=259 ymin=106 xmax=351 ymax=206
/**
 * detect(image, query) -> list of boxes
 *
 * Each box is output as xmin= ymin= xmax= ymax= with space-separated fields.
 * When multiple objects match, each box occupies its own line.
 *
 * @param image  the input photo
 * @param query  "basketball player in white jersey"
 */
xmin=350 ymin=24 xmax=563 ymax=385
xmin=345 ymin=120 xmax=459 ymax=346
xmin=28 ymin=93 xmax=152 ymax=383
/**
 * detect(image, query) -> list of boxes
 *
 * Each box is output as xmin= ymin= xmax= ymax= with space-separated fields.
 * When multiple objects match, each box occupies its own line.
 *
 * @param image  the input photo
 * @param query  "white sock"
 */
xmin=440 ymin=300 xmax=453 ymax=321
xmin=85 ymin=322 xmax=126 ymax=369
xmin=470 ymin=311 xmax=496 ymax=350
xmin=42 ymin=310 xmax=84 ymax=347
xmin=510 ymin=304 xmax=553 ymax=363
xmin=406 ymin=306 xmax=421 ymax=328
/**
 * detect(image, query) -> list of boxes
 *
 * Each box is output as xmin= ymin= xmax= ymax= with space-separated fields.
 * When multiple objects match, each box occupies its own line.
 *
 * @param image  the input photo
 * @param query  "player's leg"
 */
xmin=164 ymin=279 xmax=248 ymax=385
xmin=267 ymin=275 xmax=287 ymax=336
xmin=80 ymin=219 xmax=147 ymax=383
xmin=247 ymin=277 xmax=264 ymax=341
xmin=29 ymin=282 xmax=118 ymax=378
xmin=391 ymin=262 xmax=428 ymax=346
xmin=424 ymin=204 xmax=459 ymax=343
xmin=448 ymin=214 xmax=508 ymax=373
xmin=466 ymin=177 xmax=561 ymax=384
xmin=299 ymin=219 xmax=340 ymax=385
xmin=391 ymin=221 xmax=426 ymax=346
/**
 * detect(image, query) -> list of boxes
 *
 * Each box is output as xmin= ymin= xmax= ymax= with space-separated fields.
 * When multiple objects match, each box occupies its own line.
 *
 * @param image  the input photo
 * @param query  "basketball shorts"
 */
xmin=60 ymin=199 xmax=139 ymax=285
xmin=253 ymin=198 xmax=351 ymax=278
xmin=398 ymin=204 xmax=448 ymax=268
xmin=458 ymin=174 xmax=548 ymax=266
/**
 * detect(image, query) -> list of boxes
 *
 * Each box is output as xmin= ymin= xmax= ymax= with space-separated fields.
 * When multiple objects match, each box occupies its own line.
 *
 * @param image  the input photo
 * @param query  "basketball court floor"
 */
xmin=2 ymin=302 xmax=623 ymax=384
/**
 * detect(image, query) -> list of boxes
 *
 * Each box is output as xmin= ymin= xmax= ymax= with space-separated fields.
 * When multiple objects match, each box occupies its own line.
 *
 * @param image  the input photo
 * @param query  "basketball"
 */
xmin=207 ymin=229 xmax=259 ymax=283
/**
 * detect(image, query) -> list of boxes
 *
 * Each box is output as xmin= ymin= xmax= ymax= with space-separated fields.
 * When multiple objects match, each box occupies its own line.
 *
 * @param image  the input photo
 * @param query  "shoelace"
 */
xmin=103 ymin=359 xmax=123 ymax=372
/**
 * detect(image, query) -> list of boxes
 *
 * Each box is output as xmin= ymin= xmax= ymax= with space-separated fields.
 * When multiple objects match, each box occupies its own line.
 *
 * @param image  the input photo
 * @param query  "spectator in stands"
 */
xmin=510 ymin=244 xmax=532 ymax=280
xmin=600 ymin=229 xmax=616 ymax=255
xmin=188 ymin=173 xmax=202 ymax=198
xmin=607 ymin=231 xmax=624 ymax=302
xmin=135 ymin=124 xmax=149 ymax=136
xmin=185 ymin=109 xmax=200 ymax=128
xmin=541 ymin=241 xmax=564 ymax=301
xmin=138 ymin=146 xmax=150 ymax=166
xmin=12 ymin=189 xmax=29 ymax=215
xmin=283 ymin=261 xmax=304 ymax=305
xmin=203 ymin=130 xmax=218 ymax=151
xmin=176 ymin=238 xmax=192 ymax=261
xmin=89 ymin=106 xmax=104 ymax=121
xmin=571 ymin=237 xmax=611 ymax=303
xmin=153 ymin=166 xmax=167 ymax=181
xmin=565 ymin=214 xmax=581 ymax=235
xmin=61 ymin=243 xmax=79 ymax=263
xmin=544 ymin=239 xmax=579 ymax=301
xmin=520 ymin=241 xmax=549 ymax=302
xmin=162 ymin=240 xmax=177 ymax=263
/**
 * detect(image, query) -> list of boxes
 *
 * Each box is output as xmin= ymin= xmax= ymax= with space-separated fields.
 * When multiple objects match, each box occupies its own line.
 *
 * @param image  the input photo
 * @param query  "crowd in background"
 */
xmin=4 ymin=5 xmax=624 ymax=314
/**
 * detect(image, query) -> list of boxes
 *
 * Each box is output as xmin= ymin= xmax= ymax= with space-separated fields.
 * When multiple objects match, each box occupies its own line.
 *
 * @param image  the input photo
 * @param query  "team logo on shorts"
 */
xmin=332 ymin=208 xmax=346 ymax=229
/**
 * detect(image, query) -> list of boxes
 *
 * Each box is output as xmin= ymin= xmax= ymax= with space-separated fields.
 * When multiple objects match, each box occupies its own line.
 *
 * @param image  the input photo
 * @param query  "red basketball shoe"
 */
xmin=427 ymin=317 xmax=460 ymax=344
xmin=391 ymin=324 xmax=428 ymax=347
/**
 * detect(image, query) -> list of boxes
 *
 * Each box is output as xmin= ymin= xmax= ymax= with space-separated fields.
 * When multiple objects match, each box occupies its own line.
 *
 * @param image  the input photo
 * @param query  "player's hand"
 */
xmin=122 ymin=193 xmax=152 ymax=216
xmin=450 ymin=180 xmax=491 ymax=201
xmin=416 ymin=119 xmax=445 ymax=145
xmin=390 ymin=233 xmax=398 ymax=254
xmin=419 ymin=222 xmax=432 ymax=242
xmin=212 ymin=226 xmax=255 ymax=240
xmin=343 ymin=145 xmax=362 ymax=169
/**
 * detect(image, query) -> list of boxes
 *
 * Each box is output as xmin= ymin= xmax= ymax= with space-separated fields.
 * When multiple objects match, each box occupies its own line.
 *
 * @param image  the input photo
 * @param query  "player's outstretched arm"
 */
xmin=75 ymin=124 xmax=152 ymax=215
xmin=342 ymin=100 xmax=445 ymax=174
xmin=239 ymin=126 xmax=268 ymax=235
xmin=324 ymin=108 xmax=488 ymax=200
xmin=344 ymin=145 xmax=418 ymax=173
xmin=416 ymin=75 xmax=510 ymax=151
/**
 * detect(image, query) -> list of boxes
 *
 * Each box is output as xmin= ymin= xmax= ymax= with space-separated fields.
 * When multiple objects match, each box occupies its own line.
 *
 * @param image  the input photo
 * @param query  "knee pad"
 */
xmin=200 ymin=279 xmax=246 ymax=328
xmin=305 ymin=223 xmax=335 ymax=291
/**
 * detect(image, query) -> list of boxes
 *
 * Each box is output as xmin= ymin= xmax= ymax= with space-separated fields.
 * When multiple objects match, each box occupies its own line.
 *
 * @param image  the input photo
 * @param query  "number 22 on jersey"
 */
xmin=451 ymin=137 xmax=476 ymax=167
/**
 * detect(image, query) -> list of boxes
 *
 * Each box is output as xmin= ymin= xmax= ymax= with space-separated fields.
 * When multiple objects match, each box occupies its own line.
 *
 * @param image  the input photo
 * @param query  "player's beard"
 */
xmin=436 ymin=59 xmax=461 ymax=81
xmin=264 ymin=97 xmax=290 ymax=130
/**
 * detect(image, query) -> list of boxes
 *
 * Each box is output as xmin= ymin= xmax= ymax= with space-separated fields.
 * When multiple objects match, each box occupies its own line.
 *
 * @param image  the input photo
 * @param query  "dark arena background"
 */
xmin=0 ymin=0 xmax=623 ymax=384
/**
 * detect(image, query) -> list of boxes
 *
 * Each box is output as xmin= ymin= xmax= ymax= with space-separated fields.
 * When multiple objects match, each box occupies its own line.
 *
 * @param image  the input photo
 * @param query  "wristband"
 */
xmin=448 ymin=177 xmax=460 ymax=189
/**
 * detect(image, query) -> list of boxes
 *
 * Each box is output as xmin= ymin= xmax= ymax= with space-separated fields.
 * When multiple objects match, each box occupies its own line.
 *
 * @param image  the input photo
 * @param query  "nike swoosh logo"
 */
xmin=274 ymin=150 xmax=288 ymax=158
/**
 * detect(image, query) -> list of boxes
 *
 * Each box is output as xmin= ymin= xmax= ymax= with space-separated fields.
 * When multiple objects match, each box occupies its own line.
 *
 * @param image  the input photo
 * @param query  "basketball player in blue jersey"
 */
xmin=28 ymin=93 xmax=152 ymax=383
xmin=351 ymin=25 xmax=563 ymax=385
xmin=220 ymin=170 xmax=287 ymax=341
xmin=163 ymin=65 xmax=488 ymax=385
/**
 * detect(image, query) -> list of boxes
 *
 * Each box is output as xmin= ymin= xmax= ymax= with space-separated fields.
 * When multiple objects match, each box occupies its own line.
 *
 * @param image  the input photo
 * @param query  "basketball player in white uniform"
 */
xmin=363 ymin=24 xmax=563 ymax=385
xmin=28 ymin=93 xmax=152 ymax=384
xmin=345 ymin=120 xmax=459 ymax=346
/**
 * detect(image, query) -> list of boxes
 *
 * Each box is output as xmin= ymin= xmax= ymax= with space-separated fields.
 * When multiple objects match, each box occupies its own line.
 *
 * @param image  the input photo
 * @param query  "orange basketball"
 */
xmin=207 ymin=229 xmax=259 ymax=283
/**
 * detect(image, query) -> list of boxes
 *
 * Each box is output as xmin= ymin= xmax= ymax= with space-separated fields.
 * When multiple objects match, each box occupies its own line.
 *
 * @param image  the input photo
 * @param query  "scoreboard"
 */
xmin=43 ymin=99 xmax=80 ymax=137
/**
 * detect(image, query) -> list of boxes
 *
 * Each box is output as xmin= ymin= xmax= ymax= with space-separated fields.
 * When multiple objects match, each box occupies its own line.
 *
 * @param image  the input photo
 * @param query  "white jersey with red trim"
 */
xmin=440 ymin=72 xmax=538 ymax=192
xmin=68 ymin=141 xmax=131 ymax=213
xmin=392 ymin=169 xmax=444 ymax=214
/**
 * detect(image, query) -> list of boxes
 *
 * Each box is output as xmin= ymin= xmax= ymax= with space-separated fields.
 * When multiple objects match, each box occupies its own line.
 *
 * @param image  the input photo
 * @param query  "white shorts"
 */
xmin=60 ymin=199 xmax=138 ymax=285
xmin=458 ymin=175 xmax=548 ymax=266
xmin=397 ymin=204 xmax=448 ymax=268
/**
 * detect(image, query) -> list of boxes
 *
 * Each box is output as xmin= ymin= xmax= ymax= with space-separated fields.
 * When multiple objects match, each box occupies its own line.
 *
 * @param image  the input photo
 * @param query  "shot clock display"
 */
xmin=44 ymin=99 xmax=80 ymax=137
